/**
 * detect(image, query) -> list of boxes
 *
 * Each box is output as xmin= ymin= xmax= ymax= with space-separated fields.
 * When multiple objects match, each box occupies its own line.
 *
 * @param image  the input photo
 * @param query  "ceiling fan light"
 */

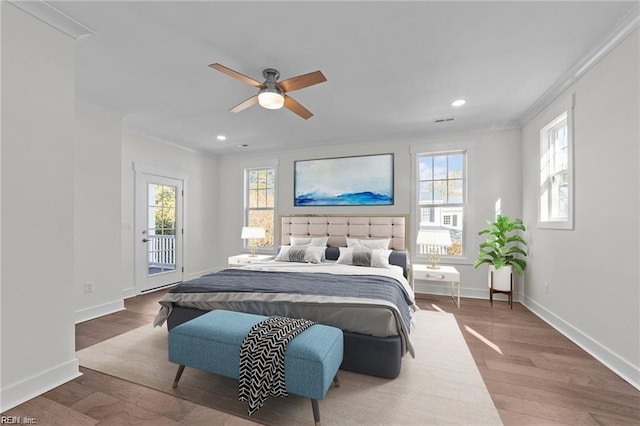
xmin=258 ymin=89 xmax=285 ymax=110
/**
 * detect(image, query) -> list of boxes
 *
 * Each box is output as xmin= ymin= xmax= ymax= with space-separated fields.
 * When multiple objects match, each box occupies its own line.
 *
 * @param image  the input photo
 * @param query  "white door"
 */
xmin=135 ymin=172 xmax=184 ymax=292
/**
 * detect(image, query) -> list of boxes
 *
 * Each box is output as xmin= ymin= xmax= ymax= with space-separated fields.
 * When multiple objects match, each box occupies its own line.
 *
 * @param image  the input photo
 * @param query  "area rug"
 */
xmin=77 ymin=310 xmax=503 ymax=425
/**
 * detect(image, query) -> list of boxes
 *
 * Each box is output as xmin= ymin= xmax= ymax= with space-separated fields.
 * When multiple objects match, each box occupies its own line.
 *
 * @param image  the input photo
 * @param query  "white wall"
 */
xmin=121 ymin=130 xmax=219 ymax=296
xmin=521 ymin=30 xmax=639 ymax=388
xmin=216 ymin=128 xmax=523 ymax=299
xmin=1 ymin=3 xmax=79 ymax=410
xmin=74 ymin=102 xmax=124 ymax=322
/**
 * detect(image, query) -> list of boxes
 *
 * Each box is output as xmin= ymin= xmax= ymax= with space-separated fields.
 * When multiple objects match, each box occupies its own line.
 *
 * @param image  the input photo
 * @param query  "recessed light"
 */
xmin=216 ymin=135 xmax=227 ymax=141
xmin=451 ymin=99 xmax=466 ymax=107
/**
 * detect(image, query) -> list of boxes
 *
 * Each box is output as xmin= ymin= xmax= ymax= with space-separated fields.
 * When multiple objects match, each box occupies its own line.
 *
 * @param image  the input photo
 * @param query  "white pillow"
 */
xmin=290 ymin=236 xmax=329 ymax=247
xmin=276 ymin=245 xmax=324 ymax=264
xmin=346 ymin=237 xmax=391 ymax=250
xmin=336 ymin=247 xmax=391 ymax=268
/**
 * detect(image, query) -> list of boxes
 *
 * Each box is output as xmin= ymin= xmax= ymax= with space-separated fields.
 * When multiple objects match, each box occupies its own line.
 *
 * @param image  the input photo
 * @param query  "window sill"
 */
xmin=538 ymin=221 xmax=573 ymax=230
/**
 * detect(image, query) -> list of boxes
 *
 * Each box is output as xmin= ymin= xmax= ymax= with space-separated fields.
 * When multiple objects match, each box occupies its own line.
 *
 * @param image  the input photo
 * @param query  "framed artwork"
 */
xmin=294 ymin=153 xmax=394 ymax=206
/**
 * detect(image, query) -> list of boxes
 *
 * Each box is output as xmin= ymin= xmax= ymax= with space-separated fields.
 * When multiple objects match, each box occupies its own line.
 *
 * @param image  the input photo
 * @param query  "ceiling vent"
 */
xmin=434 ymin=117 xmax=455 ymax=123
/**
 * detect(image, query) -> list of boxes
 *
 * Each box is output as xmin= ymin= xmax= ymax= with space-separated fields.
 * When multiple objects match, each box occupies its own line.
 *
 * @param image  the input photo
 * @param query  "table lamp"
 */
xmin=241 ymin=226 xmax=266 ymax=257
xmin=416 ymin=229 xmax=452 ymax=269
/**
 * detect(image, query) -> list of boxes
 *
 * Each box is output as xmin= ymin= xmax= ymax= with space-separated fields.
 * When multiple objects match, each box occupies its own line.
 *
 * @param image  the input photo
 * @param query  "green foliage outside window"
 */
xmin=153 ymin=184 xmax=176 ymax=235
xmin=247 ymin=168 xmax=275 ymax=248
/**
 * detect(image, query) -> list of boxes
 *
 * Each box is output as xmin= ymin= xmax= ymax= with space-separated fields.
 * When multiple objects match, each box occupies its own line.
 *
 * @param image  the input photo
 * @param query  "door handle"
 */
xmin=142 ymin=238 xmax=149 ymax=243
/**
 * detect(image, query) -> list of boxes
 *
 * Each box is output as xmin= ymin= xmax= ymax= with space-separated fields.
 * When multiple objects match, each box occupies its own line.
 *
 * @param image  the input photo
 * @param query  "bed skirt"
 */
xmin=166 ymin=305 xmax=402 ymax=379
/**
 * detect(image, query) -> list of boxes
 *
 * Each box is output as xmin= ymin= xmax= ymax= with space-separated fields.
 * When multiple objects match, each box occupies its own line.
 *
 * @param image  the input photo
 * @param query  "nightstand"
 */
xmin=228 ymin=254 xmax=275 ymax=267
xmin=413 ymin=264 xmax=461 ymax=307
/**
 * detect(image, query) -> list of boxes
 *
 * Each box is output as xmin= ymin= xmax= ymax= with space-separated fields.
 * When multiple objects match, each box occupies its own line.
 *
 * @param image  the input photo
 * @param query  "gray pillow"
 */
xmin=275 ymin=246 xmax=324 ymax=264
xmin=336 ymin=247 xmax=391 ymax=268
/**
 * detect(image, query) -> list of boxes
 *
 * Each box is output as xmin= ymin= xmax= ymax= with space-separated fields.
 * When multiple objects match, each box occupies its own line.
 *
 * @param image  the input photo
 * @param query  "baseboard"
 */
xmin=122 ymin=286 xmax=137 ymax=299
xmin=0 ymin=358 xmax=81 ymax=412
xmin=524 ymin=296 xmax=640 ymax=390
xmin=74 ymin=299 xmax=125 ymax=324
xmin=413 ymin=281 xmax=522 ymax=302
xmin=121 ymin=269 xmax=222 ymax=296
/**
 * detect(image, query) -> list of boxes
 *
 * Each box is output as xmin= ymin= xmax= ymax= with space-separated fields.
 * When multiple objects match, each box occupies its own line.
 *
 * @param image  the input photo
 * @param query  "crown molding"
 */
xmin=8 ymin=0 xmax=94 ymax=39
xmin=518 ymin=3 xmax=639 ymax=126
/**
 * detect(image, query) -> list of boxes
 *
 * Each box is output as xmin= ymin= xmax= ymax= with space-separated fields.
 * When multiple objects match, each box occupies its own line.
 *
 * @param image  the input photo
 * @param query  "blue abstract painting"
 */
xmin=294 ymin=154 xmax=394 ymax=206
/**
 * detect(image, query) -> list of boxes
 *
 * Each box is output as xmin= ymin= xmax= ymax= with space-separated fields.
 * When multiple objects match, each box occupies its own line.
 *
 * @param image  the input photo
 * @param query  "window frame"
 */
xmin=414 ymin=150 xmax=467 ymax=261
xmin=539 ymin=105 xmax=574 ymax=230
xmin=244 ymin=166 xmax=277 ymax=252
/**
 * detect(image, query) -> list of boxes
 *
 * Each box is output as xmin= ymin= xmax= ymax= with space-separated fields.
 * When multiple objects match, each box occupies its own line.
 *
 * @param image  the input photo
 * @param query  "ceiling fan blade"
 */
xmin=209 ymin=63 xmax=264 ymax=88
xmin=277 ymin=70 xmax=326 ymax=93
xmin=229 ymin=94 xmax=259 ymax=113
xmin=284 ymin=95 xmax=313 ymax=120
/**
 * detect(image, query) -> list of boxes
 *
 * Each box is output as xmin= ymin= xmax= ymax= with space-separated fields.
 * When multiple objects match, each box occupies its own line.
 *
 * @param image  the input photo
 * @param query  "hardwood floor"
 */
xmin=3 ymin=290 xmax=639 ymax=425
xmin=3 ymin=290 xmax=261 ymax=426
xmin=416 ymin=294 xmax=640 ymax=425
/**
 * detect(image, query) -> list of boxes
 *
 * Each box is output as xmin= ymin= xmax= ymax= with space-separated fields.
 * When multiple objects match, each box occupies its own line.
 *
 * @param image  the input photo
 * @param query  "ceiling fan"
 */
xmin=209 ymin=63 xmax=327 ymax=120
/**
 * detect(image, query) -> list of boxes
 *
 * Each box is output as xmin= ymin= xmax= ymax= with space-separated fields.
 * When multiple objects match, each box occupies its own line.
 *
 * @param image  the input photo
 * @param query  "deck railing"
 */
xmin=147 ymin=234 xmax=176 ymax=268
xmin=418 ymin=244 xmax=449 ymax=256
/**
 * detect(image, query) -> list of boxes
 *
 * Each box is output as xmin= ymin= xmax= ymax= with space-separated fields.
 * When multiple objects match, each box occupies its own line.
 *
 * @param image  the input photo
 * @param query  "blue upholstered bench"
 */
xmin=168 ymin=310 xmax=344 ymax=425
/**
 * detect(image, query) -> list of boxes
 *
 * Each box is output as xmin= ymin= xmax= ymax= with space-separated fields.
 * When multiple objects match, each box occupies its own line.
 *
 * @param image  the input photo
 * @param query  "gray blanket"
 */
xmin=154 ymin=268 xmax=416 ymax=356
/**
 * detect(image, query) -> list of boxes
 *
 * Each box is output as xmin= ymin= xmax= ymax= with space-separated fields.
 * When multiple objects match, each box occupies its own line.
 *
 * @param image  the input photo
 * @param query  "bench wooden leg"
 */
xmin=311 ymin=399 xmax=321 ymax=426
xmin=333 ymin=374 xmax=340 ymax=388
xmin=172 ymin=365 xmax=185 ymax=388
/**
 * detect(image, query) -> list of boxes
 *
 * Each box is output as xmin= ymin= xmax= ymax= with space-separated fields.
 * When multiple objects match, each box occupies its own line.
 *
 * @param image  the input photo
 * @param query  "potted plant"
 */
xmin=473 ymin=214 xmax=527 ymax=292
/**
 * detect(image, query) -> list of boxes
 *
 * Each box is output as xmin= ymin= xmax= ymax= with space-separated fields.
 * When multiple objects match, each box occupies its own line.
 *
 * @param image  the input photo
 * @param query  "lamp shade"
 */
xmin=416 ymin=229 xmax=452 ymax=247
xmin=241 ymin=226 xmax=266 ymax=240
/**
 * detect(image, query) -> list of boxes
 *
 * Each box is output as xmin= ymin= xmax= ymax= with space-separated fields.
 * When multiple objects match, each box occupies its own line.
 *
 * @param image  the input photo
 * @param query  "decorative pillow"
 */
xmin=276 ymin=245 xmax=324 ymax=264
xmin=290 ymin=236 xmax=329 ymax=247
xmin=346 ymin=238 xmax=391 ymax=250
xmin=336 ymin=247 xmax=392 ymax=268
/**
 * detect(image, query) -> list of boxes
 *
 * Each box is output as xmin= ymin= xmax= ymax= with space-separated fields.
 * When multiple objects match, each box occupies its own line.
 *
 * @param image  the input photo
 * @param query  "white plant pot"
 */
xmin=488 ymin=265 xmax=513 ymax=291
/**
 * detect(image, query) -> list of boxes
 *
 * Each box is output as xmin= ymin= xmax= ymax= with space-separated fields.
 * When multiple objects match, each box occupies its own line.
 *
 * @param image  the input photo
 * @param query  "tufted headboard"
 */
xmin=280 ymin=215 xmax=407 ymax=250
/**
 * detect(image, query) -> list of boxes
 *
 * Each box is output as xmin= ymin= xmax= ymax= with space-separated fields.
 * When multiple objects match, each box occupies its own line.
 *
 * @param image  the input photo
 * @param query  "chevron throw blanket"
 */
xmin=238 ymin=316 xmax=316 ymax=415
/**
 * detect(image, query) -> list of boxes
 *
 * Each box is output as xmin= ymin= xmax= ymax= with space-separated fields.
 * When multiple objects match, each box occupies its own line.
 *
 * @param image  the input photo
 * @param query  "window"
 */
xmin=245 ymin=167 xmax=276 ymax=250
xmin=417 ymin=152 xmax=465 ymax=256
xmin=421 ymin=207 xmax=435 ymax=224
xmin=539 ymin=110 xmax=573 ymax=229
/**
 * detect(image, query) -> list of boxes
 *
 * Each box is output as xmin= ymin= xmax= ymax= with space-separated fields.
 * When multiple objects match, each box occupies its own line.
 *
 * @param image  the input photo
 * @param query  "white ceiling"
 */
xmin=47 ymin=1 xmax=637 ymax=155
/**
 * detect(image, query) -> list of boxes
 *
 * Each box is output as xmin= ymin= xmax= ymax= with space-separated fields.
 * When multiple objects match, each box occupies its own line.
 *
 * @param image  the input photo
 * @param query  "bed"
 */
xmin=153 ymin=215 xmax=417 ymax=378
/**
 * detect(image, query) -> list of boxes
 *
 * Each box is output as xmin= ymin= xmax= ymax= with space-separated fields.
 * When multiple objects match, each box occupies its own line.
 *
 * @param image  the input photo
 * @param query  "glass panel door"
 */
xmin=147 ymin=183 xmax=177 ymax=275
xmin=135 ymin=171 xmax=183 ymax=292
